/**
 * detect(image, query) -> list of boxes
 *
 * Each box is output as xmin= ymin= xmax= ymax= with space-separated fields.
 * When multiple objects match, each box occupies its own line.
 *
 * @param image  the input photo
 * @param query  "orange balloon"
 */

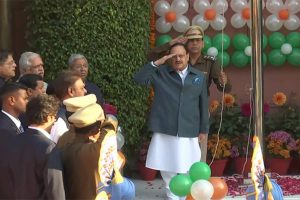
xmin=278 ymin=9 xmax=289 ymax=20
xmin=209 ymin=177 xmax=228 ymax=200
xmin=165 ymin=11 xmax=177 ymax=23
xmin=204 ymin=8 xmax=216 ymax=20
xmin=242 ymin=7 xmax=250 ymax=20
xmin=186 ymin=194 xmax=195 ymax=200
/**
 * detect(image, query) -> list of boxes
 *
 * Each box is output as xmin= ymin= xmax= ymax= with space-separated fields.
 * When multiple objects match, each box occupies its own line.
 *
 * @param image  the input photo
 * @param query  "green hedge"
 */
xmin=26 ymin=0 xmax=150 ymax=150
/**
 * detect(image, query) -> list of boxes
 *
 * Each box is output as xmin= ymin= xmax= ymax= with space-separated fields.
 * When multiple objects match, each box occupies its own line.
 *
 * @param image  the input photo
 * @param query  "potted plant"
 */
xmin=265 ymin=130 xmax=297 ymax=175
xmin=137 ymin=140 xmax=158 ymax=181
xmin=264 ymin=92 xmax=300 ymax=174
xmin=230 ymin=133 xmax=253 ymax=176
xmin=207 ymin=134 xmax=231 ymax=176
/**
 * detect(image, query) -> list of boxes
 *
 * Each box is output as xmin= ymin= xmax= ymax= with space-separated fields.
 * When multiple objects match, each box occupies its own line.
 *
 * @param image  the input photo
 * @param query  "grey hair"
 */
xmin=19 ymin=52 xmax=41 ymax=75
xmin=68 ymin=54 xmax=88 ymax=68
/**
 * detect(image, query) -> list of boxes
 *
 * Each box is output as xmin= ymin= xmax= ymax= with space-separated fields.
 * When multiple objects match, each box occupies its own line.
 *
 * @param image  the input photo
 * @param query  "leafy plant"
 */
xmin=26 ymin=0 xmax=151 ymax=153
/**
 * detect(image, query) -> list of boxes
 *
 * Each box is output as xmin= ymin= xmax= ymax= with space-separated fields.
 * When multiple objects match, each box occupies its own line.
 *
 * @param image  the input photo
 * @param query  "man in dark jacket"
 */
xmin=134 ymin=43 xmax=209 ymax=200
xmin=10 ymin=94 xmax=65 ymax=199
xmin=0 ymin=83 xmax=28 ymax=199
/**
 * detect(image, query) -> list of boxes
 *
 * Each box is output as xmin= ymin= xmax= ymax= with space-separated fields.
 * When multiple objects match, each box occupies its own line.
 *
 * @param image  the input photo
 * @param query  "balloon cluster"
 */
xmin=268 ymin=32 xmax=300 ymax=66
xmin=169 ymin=162 xmax=228 ymax=200
xmin=192 ymin=0 xmax=228 ymax=31
xmin=230 ymin=0 xmax=265 ymax=28
xmin=231 ymin=34 xmax=268 ymax=68
xmin=203 ymin=34 xmax=231 ymax=68
xmin=155 ymin=0 xmax=190 ymax=33
xmin=265 ymin=0 xmax=300 ymax=31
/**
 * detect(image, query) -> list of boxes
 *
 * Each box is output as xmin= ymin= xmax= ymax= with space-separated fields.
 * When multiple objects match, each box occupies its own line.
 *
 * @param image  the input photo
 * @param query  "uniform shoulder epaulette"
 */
xmin=203 ymin=55 xmax=217 ymax=62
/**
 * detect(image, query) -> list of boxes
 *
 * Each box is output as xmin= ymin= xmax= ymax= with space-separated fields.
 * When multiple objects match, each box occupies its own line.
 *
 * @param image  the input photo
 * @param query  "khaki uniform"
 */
xmin=61 ymin=119 xmax=117 ymax=199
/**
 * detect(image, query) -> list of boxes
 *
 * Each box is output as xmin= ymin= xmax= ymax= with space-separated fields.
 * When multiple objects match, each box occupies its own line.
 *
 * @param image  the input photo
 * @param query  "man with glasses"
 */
xmin=19 ymin=51 xmax=45 ymax=78
xmin=0 ymin=49 xmax=17 ymax=88
xmin=134 ymin=43 xmax=209 ymax=200
xmin=68 ymin=54 xmax=104 ymax=106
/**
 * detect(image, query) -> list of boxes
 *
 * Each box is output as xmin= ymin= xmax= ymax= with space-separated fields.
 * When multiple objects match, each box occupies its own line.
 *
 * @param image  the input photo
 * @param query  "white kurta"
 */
xmin=146 ymin=133 xmax=201 ymax=173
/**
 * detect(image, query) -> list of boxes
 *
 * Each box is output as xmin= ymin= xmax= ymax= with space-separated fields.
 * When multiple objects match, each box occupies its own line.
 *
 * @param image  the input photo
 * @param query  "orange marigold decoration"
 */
xmin=224 ymin=93 xmax=235 ymax=107
xmin=272 ymin=92 xmax=287 ymax=106
xmin=209 ymin=100 xmax=219 ymax=113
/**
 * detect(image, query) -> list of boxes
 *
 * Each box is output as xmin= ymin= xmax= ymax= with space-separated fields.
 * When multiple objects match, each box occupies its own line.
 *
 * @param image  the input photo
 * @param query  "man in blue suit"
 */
xmin=0 ymin=82 xmax=28 ymax=199
xmin=134 ymin=43 xmax=209 ymax=200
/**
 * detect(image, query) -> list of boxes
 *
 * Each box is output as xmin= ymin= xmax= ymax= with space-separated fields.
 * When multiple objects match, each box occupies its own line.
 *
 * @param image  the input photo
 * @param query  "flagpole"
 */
xmin=250 ymin=0 xmax=264 ymax=152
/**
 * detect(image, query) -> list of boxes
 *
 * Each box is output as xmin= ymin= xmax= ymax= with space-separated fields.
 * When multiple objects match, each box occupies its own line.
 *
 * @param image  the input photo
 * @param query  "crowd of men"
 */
xmin=0 ymin=50 xmax=135 ymax=200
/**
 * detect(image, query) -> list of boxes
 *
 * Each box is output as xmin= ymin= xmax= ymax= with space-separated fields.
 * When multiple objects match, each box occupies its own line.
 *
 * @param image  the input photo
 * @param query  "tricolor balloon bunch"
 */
xmin=169 ymin=162 xmax=228 ymax=200
xmin=155 ymin=0 xmax=190 ymax=33
xmin=192 ymin=0 xmax=228 ymax=31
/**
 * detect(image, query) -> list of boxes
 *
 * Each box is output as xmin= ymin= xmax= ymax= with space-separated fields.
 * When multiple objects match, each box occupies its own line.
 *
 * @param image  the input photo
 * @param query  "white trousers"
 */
xmin=160 ymin=171 xmax=186 ymax=200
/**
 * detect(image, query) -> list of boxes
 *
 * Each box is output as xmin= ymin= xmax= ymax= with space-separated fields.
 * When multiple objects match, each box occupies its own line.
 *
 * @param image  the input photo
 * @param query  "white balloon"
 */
xmin=207 ymin=47 xmax=218 ymax=57
xmin=171 ymin=0 xmax=189 ymax=15
xmin=244 ymin=46 xmax=252 ymax=56
xmin=266 ymin=0 xmax=283 ymax=13
xmin=230 ymin=0 xmax=248 ymax=13
xmin=192 ymin=14 xmax=210 ymax=30
xmin=173 ymin=15 xmax=190 ymax=32
xmin=286 ymin=0 xmax=300 ymax=14
xmin=154 ymin=0 xmax=170 ymax=16
xmin=116 ymin=126 xmax=125 ymax=150
xmin=284 ymin=14 xmax=300 ymax=31
xmin=265 ymin=14 xmax=283 ymax=31
xmin=212 ymin=0 xmax=228 ymax=14
xmin=191 ymin=180 xmax=214 ymax=200
xmin=156 ymin=17 xmax=172 ymax=33
xmin=211 ymin=14 xmax=227 ymax=30
xmin=231 ymin=13 xmax=246 ymax=28
xmin=281 ymin=43 xmax=293 ymax=55
xmin=194 ymin=0 xmax=210 ymax=14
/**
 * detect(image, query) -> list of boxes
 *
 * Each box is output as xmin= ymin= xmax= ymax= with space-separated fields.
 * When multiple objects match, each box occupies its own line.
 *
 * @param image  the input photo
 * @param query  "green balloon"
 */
xmin=212 ymin=33 xmax=231 ymax=51
xmin=155 ymin=35 xmax=172 ymax=47
xmin=263 ymin=53 xmax=267 ymax=66
xmin=217 ymin=51 xmax=230 ymax=68
xmin=263 ymin=34 xmax=268 ymax=49
xmin=287 ymin=48 xmax=300 ymax=66
xmin=268 ymin=49 xmax=286 ymax=66
xmin=232 ymin=51 xmax=249 ymax=68
xmin=202 ymin=35 xmax=212 ymax=53
xmin=189 ymin=161 xmax=211 ymax=181
xmin=286 ymin=32 xmax=300 ymax=48
xmin=268 ymin=32 xmax=285 ymax=49
xmin=233 ymin=34 xmax=250 ymax=50
xmin=169 ymin=174 xmax=192 ymax=197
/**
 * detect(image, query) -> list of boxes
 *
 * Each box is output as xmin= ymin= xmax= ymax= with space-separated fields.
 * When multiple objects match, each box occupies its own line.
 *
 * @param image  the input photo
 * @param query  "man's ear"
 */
xmin=8 ymin=96 xmax=16 ymax=106
xmin=27 ymin=88 xmax=33 ymax=96
xmin=67 ymin=87 xmax=74 ymax=97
